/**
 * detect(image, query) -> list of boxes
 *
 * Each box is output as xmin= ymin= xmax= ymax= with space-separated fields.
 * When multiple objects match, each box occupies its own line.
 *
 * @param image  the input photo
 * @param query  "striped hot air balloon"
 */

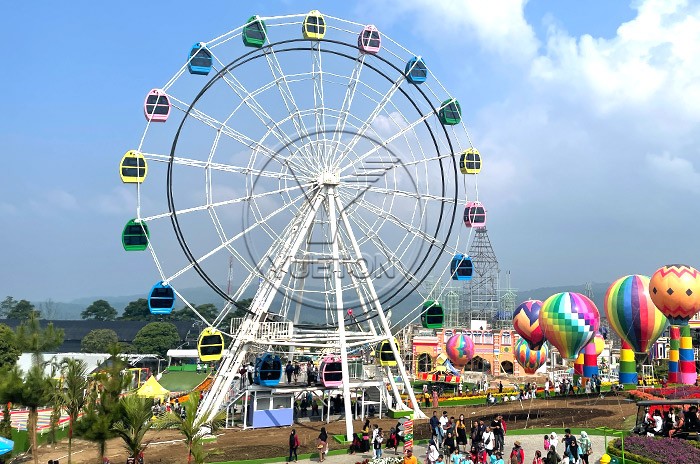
xmin=604 ymin=275 xmax=668 ymax=353
xmin=513 ymin=299 xmax=546 ymax=349
xmin=514 ymin=338 xmax=548 ymax=374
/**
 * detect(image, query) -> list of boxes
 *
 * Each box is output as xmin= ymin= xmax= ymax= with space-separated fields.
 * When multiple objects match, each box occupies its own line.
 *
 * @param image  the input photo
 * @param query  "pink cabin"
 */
xmin=143 ymin=89 xmax=171 ymax=122
xmin=358 ymin=25 xmax=381 ymax=54
xmin=463 ymin=201 xmax=487 ymax=228
xmin=320 ymin=354 xmax=343 ymax=388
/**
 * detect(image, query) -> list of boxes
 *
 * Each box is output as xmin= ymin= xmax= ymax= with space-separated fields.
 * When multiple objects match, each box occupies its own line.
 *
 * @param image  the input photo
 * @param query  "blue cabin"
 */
xmin=451 ymin=254 xmax=473 ymax=281
xmin=254 ymin=354 xmax=282 ymax=387
xmin=405 ymin=57 xmax=427 ymax=84
xmin=188 ymin=43 xmax=213 ymax=75
xmin=148 ymin=281 xmax=175 ymax=314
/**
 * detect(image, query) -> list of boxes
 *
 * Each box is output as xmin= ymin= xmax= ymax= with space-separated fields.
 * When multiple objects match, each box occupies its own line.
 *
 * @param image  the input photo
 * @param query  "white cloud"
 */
xmin=93 ymin=187 xmax=136 ymax=215
xmin=531 ymin=0 xmax=700 ymax=119
xmin=646 ymin=152 xmax=700 ymax=194
xmin=359 ymin=0 xmax=539 ymax=63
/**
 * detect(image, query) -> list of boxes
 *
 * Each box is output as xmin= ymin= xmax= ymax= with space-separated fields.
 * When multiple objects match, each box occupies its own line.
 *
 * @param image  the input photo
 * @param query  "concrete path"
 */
xmin=281 ymin=434 xmax=611 ymax=464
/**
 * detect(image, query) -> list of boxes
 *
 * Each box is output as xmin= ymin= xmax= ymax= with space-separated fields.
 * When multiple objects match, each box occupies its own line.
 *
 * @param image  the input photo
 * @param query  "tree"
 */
xmin=111 ymin=395 xmax=153 ymax=459
xmin=154 ymin=395 xmax=225 ymax=464
xmin=0 ymin=404 xmax=11 ymax=440
xmin=81 ymin=299 xmax=117 ymax=321
xmin=15 ymin=312 xmax=64 ymax=365
xmin=171 ymin=303 xmax=218 ymax=321
xmin=81 ymin=329 xmax=119 ymax=353
xmin=220 ymin=298 xmax=252 ymax=329
xmin=47 ymin=362 xmax=64 ymax=446
xmin=6 ymin=299 xmax=40 ymax=320
xmin=61 ymin=358 xmax=87 ymax=464
xmin=119 ymin=298 xmax=159 ymax=321
xmin=0 ymin=324 xmax=21 ymax=369
xmin=0 ymin=365 xmax=55 ymax=464
xmin=76 ymin=348 xmax=132 ymax=464
xmin=0 ymin=296 xmax=17 ymax=318
xmin=133 ymin=322 xmax=181 ymax=357
xmin=39 ymin=298 xmax=59 ymax=319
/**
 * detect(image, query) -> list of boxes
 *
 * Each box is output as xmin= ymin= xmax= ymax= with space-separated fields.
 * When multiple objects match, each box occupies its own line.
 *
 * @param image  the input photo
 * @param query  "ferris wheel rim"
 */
xmin=160 ymin=37 xmax=463 ymax=323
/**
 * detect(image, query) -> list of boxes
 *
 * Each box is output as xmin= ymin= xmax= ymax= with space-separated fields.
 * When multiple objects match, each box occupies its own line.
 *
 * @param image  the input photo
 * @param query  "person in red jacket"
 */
xmin=288 ymin=429 xmax=300 ymax=462
xmin=509 ymin=441 xmax=524 ymax=464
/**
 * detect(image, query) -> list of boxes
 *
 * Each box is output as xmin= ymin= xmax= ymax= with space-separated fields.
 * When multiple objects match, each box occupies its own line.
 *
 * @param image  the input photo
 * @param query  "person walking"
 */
xmin=491 ymin=415 xmax=505 ymax=452
xmin=578 ymin=432 xmax=591 ymax=464
xmin=545 ymin=446 xmax=560 ymax=464
xmin=286 ymin=361 xmax=294 ymax=384
xmin=532 ymin=450 xmax=543 ymax=464
xmin=427 ymin=439 xmax=440 ymax=464
xmin=567 ymin=437 xmax=580 ymax=464
xmin=509 ymin=441 xmax=524 ymax=464
xmin=288 ymin=429 xmax=300 ymax=462
xmin=483 ymin=426 xmax=495 ymax=456
xmin=362 ymin=419 xmax=371 ymax=452
xmin=456 ymin=414 xmax=468 ymax=453
xmin=318 ymin=427 xmax=329 ymax=462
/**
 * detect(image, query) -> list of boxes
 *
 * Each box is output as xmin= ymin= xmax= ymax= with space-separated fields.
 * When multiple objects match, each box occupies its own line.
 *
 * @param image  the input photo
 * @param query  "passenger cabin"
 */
xmin=450 ymin=254 xmax=473 ymax=281
xmin=421 ymin=301 xmax=444 ymax=328
xmin=188 ymin=43 xmax=213 ymax=75
xmin=197 ymin=327 xmax=224 ymax=362
xmin=459 ymin=148 xmax=481 ymax=174
xmin=302 ymin=10 xmax=326 ymax=40
xmin=405 ymin=57 xmax=427 ymax=84
xmin=122 ymin=219 xmax=150 ymax=251
xmin=148 ymin=281 xmax=175 ymax=315
xmin=119 ymin=151 xmax=148 ymax=184
xmin=358 ymin=25 xmax=381 ymax=54
xmin=254 ymin=353 xmax=283 ymax=387
xmin=438 ymin=98 xmax=461 ymax=125
xmin=377 ymin=338 xmax=399 ymax=367
xmin=319 ymin=355 xmax=343 ymax=387
xmin=243 ymin=15 xmax=267 ymax=48
xmin=144 ymin=89 xmax=171 ymax=122
xmin=463 ymin=201 xmax=486 ymax=228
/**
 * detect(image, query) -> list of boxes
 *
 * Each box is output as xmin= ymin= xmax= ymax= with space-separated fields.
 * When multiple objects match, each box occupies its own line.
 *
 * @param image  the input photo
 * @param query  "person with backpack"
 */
xmin=427 ymin=438 xmax=440 ymax=464
xmin=509 ymin=441 xmax=524 ymax=464
xmin=483 ymin=427 xmax=495 ymax=456
xmin=288 ymin=429 xmax=300 ymax=463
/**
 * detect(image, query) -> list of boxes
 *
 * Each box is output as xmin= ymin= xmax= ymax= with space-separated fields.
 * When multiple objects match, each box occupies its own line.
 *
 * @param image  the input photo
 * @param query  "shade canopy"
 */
xmin=135 ymin=375 xmax=169 ymax=399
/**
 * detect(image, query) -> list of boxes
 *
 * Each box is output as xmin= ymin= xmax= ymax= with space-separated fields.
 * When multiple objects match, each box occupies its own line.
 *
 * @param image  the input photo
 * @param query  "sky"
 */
xmin=2 ymin=0 xmax=700 ymax=304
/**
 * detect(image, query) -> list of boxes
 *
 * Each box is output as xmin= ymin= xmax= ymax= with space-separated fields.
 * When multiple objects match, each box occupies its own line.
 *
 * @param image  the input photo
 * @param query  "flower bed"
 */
xmin=368 ymin=457 xmax=403 ymax=464
xmin=627 ymin=390 xmax=665 ymax=401
xmin=608 ymin=436 xmax=700 ymax=464
xmin=647 ymin=385 xmax=700 ymax=399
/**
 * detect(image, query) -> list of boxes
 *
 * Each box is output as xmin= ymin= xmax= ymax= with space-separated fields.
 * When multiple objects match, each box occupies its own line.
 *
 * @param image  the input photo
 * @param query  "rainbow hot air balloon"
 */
xmin=445 ymin=334 xmax=475 ymax=368
xmin=514 ymin=338 xmax=548 ymax=374
xmin=604 ymin=275 xmax=668 ymax=353
xmin=513 ymin=299 xmax=546 ymax=349
xmin=539 ymin=292 xmax=600 ymax=360
xmin=649 ymin=265 xmax=700 ymax=326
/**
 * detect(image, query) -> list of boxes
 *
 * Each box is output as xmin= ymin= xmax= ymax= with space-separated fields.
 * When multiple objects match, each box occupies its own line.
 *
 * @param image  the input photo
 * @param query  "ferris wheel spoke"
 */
xmin=142 ymin=152 xmax=302 ymax=182
xmin=339 ymin=193 xmax=451 ymax=252
xmin=340 ymin=183 xmax=457 ymax=204
xmin=337 ymin=103 xmax=444 ymax=175
xmin=169 ymin=96 xmax=315 ymax=178
xmin=163 ymin=189 xmax=312 ymax=283
xmin=311 ymin=42 xmax=328 ymax=168
xmin=340 ymin=206 xmax=423 ymax=287
xmin=332 ymin=68 xmax=407 ymax=167
xmin=261 ymin=46 xmax=319 ymax=163
xmin=328 ymin=54 xmax=365 ymax=167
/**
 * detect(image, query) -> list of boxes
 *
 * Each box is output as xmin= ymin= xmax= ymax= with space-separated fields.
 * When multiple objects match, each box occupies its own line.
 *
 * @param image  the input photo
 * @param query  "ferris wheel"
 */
xmin=120 ymin=10 xmax=484 ymax=437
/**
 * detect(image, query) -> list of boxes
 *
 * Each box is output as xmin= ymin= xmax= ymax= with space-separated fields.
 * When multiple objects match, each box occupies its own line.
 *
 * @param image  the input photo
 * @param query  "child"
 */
xmin=543 ymin=435 xmax=550 ymax=452
xmin=532 ymin=450 xmax=543 ymax=464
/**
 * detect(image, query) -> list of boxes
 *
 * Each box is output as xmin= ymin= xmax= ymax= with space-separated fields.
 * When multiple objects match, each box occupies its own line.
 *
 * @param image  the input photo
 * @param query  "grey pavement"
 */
xmin=276 ymin=434 xmax=611 ymax=464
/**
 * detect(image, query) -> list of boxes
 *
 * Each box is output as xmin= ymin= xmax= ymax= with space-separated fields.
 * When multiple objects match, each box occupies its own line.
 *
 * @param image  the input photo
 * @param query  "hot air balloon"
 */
xmin=604 ymin=275 xmax=668 ymax=353
xmin=594 ymin=332 xmax=605 ymax=356
xmin=513 ymin=299 xmax=546 ymax=349
xmin=445 ymin=334 xmax=475 ymax=368
xmin=514 ymin=338 xmax=549 ymax=374
xmin=649 ymin=265 xmax=700 ymax=326
xmin=539 ymin=292 xmax=600 ymax=360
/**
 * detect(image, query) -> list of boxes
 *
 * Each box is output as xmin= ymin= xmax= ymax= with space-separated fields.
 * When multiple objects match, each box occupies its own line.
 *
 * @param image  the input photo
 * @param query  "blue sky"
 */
xmin=2 ymin=0 xmax=700 ymax=304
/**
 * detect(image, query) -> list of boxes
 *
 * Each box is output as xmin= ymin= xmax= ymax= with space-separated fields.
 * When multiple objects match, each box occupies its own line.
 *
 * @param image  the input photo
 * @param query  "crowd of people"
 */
xmin=639 ymin=404 xmax=700 ymax=438
xmin=422 ymin=412 xmax=592 ymax=464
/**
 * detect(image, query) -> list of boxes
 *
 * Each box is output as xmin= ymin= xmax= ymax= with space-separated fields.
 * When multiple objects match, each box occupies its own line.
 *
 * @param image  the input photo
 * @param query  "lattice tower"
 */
xmin=462 ymin=228 xmax=501 ymax=329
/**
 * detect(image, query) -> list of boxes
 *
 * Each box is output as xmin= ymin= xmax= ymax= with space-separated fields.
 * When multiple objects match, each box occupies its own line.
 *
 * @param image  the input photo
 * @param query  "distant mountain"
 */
xmin=27 ymin=282 xmax=613 ymax=322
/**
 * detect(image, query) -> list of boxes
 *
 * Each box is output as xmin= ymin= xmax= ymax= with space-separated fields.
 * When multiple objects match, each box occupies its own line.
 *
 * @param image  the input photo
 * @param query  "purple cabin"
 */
xmin=320 ymin=354 xmax=344 ymax=388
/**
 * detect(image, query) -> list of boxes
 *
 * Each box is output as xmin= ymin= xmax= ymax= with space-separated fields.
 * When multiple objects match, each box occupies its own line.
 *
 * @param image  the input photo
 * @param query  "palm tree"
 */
xmin=0 ymin=365 xmax=55 ymax=464
xmin=61 ymin=359 xmax=87 ymax=464
xmin=112 ymin=395 xmax=153 ymax=459
xmin=154 ymin=395 xmax=226 ymax=464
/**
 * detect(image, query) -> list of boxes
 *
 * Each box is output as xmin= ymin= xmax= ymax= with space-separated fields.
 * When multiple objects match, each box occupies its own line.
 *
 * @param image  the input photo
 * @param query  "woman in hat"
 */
xmin=509 ymin=441 xmax=524 ymax=464
xmin=494 ymin=450 xmax=505 ymax=464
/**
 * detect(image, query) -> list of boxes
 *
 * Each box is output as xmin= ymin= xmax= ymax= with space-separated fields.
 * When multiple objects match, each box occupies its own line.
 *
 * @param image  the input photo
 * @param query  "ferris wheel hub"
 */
xmin=317 ymin=169 xmax=340 ymax=186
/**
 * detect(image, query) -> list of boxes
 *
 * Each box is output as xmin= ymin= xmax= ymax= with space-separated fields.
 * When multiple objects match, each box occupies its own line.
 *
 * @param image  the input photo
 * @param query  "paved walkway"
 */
xmin=280 ymin=434 xmax=610 ymax=464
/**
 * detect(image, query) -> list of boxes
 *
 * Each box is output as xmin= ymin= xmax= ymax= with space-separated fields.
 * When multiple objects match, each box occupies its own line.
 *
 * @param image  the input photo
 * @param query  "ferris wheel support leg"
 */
xmin=333 ymin=193 xmax=426 ymax=419
xmin=328 ymin=186 xmax=355 ymax=442
xmin=384 ymin=365 xmax=407 ymax=410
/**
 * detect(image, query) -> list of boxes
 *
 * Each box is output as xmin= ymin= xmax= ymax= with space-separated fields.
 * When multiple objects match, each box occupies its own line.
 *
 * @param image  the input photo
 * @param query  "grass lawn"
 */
xmin=158 ymin=370 xmax=209 ymax=392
